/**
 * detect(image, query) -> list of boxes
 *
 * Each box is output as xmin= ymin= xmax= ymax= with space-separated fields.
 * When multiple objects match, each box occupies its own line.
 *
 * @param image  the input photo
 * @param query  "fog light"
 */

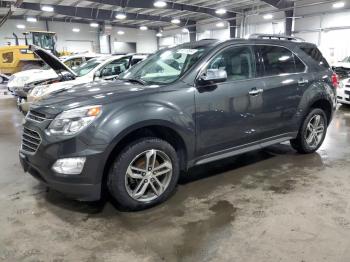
xmin=52 ymin=157 xmax=86 ymax=175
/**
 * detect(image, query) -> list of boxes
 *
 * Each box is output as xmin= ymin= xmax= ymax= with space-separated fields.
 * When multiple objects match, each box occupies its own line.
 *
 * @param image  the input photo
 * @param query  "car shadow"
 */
xmin=38 ymin=142 xmax=316 ymax=215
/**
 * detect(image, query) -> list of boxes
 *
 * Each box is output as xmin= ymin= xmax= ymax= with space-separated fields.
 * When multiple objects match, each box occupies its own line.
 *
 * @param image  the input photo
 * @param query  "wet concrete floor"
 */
xmin=1 ymin=96 xmax=350 ymax=261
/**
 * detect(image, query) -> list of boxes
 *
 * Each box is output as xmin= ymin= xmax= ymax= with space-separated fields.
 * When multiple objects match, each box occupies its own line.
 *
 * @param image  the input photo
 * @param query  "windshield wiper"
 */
xmin=121 ymin=78 xmax=147 ymax=85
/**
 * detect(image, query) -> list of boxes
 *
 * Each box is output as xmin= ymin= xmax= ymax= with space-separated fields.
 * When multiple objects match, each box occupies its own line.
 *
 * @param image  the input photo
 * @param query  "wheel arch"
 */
xmin=101 ymin=121 xmax=191 ymax=189
xmin=308 ymin=98 xmax=333 ymax=125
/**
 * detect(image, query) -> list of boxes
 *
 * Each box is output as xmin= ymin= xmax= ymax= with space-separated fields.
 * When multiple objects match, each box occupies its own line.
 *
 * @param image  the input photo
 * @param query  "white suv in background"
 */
xmin=337 ymin=78 xmax=350 ymax=105
xmin=7 ymin=53 xmax=98 ymax=93
xmin=20 ymin=47 xmax=147 ymax=112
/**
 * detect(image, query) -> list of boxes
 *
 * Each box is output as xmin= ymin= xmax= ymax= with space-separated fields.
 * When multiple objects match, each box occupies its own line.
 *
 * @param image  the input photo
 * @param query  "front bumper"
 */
xmin=20 ymin=152 xmax=101 ymax=201
xmin=19 ymin=119 xmax=108 ymax=201
xmin=337 ymin=87 xmax=350 ymax=105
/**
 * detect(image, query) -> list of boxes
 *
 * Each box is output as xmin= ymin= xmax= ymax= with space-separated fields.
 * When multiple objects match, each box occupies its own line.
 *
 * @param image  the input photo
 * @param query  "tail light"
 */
xmin=331 ymin=73 xmax=339 ymax=88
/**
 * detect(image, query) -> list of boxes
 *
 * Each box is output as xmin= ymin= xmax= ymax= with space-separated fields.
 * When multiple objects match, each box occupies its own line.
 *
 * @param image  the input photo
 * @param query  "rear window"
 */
xmin=299 ymin=45 xmax=330 ymax=69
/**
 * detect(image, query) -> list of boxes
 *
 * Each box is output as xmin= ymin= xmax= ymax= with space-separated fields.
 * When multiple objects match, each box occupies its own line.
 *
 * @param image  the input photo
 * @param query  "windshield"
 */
xmin=342 ymin=57 xmax=350 ymax=63
xmin=119 ymin=45 xmax=210 ymax=85
xmin=73 ymin=58 xmax=106 ymax=77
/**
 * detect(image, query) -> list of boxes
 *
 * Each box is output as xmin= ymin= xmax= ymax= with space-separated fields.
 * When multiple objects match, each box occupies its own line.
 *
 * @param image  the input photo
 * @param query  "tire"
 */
xmin=107 ymin=137 xmax=180 ymax=211
xmin=290 ymin=108 xmax=328 ymax=154
xmin=21 ymin=62 xmax=41 ymax=71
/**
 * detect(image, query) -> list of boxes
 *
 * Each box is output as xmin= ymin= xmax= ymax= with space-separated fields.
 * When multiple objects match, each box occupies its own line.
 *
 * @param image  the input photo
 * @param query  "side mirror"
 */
xmin=94 ymin=71 xmax=101 ymax=79
xmin=198 ymin=68 xmax=227 ymax=85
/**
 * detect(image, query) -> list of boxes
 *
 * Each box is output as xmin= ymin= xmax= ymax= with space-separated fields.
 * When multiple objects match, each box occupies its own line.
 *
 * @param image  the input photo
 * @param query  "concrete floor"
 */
xmin=1 ymin=96 xmax=350 ymax=262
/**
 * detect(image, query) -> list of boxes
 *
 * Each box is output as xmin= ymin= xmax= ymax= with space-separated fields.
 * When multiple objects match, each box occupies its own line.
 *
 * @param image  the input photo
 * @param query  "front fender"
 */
xmin=91 ymin=90 xmax=196 ymax=169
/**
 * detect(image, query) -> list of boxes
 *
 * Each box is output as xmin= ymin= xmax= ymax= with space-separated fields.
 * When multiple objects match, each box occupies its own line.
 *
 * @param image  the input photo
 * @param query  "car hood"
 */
xmin=30 ymin=75 xmax=92 ymax=98
xmin=31 ymin=80 xmax=163 ymax=114
xmin=7 ymin=69 xmax=57 ymax=88
xmin=30 ymin=45 xmax=77 ymax=77
xmin=333 ymin=62 xmax=350 ymax=69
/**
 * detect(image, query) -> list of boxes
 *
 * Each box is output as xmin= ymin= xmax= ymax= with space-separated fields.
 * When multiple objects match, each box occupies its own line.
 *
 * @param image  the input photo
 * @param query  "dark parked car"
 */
xmin=20 ymin=35 xmax=337 ymax=210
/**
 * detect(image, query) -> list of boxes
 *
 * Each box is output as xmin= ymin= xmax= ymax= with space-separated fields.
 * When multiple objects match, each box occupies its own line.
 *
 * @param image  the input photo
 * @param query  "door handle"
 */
xmin=298 ymin=79 xmax=309 ymax=86
xmin=249 ymin=88 xmax=263 ymax=96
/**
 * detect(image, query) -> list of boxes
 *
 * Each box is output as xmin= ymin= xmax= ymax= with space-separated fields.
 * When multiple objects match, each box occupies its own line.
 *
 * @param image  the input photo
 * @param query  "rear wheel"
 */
xmin=107 ymin=138 xmax=179 ymax=211
xmin=290 ymin=108 xmax=327 ymax=154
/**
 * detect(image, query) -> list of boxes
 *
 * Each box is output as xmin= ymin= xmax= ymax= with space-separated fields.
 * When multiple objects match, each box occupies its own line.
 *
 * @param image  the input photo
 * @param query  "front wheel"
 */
xmin=107 ymin=138 xmax=179 ymax=211
xmin=290 ymin=108 xmax=328 ymax=154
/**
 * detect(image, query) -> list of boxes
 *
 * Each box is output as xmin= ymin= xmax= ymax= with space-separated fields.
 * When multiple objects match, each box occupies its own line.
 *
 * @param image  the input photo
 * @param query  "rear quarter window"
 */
xmin=257 ymin=45 xmax=305 ymax=76
xmin=299 ymin=45 xmax=330 ymax=69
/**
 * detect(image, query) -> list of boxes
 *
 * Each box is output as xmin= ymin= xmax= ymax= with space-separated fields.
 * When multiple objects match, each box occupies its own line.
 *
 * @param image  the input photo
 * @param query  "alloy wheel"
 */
xmin=125 ymin=149 xmax=173 ymax=202
xmin=304 ymin=114 xmax=325 ymax=149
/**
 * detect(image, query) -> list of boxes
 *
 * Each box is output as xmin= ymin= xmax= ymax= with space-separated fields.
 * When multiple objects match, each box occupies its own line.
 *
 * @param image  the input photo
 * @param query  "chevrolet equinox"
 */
xmin=20 ymin=36 xmax=337 ymax=210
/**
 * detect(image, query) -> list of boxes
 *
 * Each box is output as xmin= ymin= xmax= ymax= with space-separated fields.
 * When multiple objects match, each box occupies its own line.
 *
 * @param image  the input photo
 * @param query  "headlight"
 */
xmin=30 ymin=85 xmax=47 ymax=97
xmin=47 ymin=105 xmax=102 ymax=136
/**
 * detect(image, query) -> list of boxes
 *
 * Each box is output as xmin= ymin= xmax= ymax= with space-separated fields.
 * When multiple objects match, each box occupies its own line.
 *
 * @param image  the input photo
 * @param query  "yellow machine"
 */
xmin=0 ymin=31 xmax=57 ymax=75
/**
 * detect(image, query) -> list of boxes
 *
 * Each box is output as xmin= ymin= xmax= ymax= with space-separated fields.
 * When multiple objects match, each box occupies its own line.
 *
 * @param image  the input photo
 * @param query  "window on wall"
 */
xmin=258 ymin=45 xmax=305 ymax=76
xmin=206 ymin=46 xmax=256 ymax=82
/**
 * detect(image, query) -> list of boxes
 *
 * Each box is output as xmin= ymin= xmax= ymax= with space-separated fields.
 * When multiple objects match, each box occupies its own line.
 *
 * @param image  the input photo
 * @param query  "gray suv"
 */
xmin=19 ymin=36 xmax=337 ymax=210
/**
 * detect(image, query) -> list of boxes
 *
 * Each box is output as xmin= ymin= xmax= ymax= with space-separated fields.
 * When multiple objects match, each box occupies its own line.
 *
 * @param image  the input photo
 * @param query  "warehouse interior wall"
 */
xmin=0 ymin=20 xmax=158 ymax=54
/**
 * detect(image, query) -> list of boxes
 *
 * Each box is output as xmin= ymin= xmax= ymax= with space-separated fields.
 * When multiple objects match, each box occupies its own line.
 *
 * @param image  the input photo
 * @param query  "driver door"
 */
xmin=195 ymin=45 xmax=263 ymax=156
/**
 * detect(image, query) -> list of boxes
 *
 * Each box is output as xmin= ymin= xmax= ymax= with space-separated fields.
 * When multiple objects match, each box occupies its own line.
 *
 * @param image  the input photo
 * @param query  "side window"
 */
xmin=299 ymin=45 xmax=330 ymax=69
xmin=2 ymin=52 xmax=14 ymax=63
xmin=259 ymin=46 xmax=296 ymax=76
xmin=64 ymin=58 xmax=83 ymax=68
xmin=101 ymin=57 xmax=130 ymax=77
xmin=131 ymin=58 xmax=143 ymax=66
xmin=294 ymin=55 xmax=306 ymax=73
xmin=207 ymin=46 xmax=256 ymax=82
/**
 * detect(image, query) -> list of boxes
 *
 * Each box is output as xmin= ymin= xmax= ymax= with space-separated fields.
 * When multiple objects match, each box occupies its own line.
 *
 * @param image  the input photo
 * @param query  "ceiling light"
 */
xmin=182 ymin=28 xmax=189 ymax=33
xmin=41 ymin=5 xmax=54 ymax=12
xmin=140 ymin=26 xmax=148 ymax=31
xmin=333 ymin=2 xmax=345 ymax=8
xmin=216 ymin=22 xmax=225 ymax=27
xmin=26 ymin=17 xmax=37 ymax=23
xmin=171 ymin=18 xmax=181 ymax=24
xmin=115 ymin=13 xmax=127 ymax=20
xmin=154 ymin=1 xmax=167 ymax=8
xmin=117 ymin=30 xmax=125 ymax=35
xmin=90 ymin=22 xmax=99 ymax=28
xmin=215 ymin=9 xmax=227 ymax=15
xmin=16 ymin=24 xmax=25 ymax=29
xmin=72 ymin=28 xmax=80 ymax=32
xmin=156 ymin=32 xmax=163 ymax=37
xmin=263 ymin=14 xmax=273 ymax=20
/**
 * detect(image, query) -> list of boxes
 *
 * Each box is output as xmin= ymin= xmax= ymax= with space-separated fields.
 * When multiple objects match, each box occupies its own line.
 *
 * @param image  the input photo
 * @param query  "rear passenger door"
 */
xmin=255 ymin=45 xmax=308 ymax=138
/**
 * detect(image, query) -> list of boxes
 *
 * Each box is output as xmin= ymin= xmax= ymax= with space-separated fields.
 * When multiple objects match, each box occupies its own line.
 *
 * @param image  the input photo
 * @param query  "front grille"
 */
xmin=21 ymin=127 xmax=41 ymax=154
xmin=27 ymin=110 xmax=47 ymax=123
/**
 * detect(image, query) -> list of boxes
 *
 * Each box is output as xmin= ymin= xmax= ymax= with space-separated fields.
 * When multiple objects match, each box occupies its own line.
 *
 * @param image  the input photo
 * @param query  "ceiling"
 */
xmin=0 ymin=0 xmax=289 ymax=30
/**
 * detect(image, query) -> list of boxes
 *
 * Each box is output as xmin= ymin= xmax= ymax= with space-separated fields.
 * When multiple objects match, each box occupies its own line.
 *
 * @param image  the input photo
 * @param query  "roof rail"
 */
xmin=248 ymin=34 xmax=305 ymax=42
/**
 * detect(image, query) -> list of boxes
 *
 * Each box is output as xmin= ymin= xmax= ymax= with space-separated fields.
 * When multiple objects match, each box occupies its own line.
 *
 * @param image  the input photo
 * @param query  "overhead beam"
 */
xmin=85 ymin=0 xmax=239 ymax=19
xmin=1 ymin=1 xmax=197 ymax=28
xmin=261 ymin=0 xmax=294 ymax=36
xmin=0 ymin=15 xmax=158 ymax=29
xmin=261 ymin=0 xmax=293 ymax=9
